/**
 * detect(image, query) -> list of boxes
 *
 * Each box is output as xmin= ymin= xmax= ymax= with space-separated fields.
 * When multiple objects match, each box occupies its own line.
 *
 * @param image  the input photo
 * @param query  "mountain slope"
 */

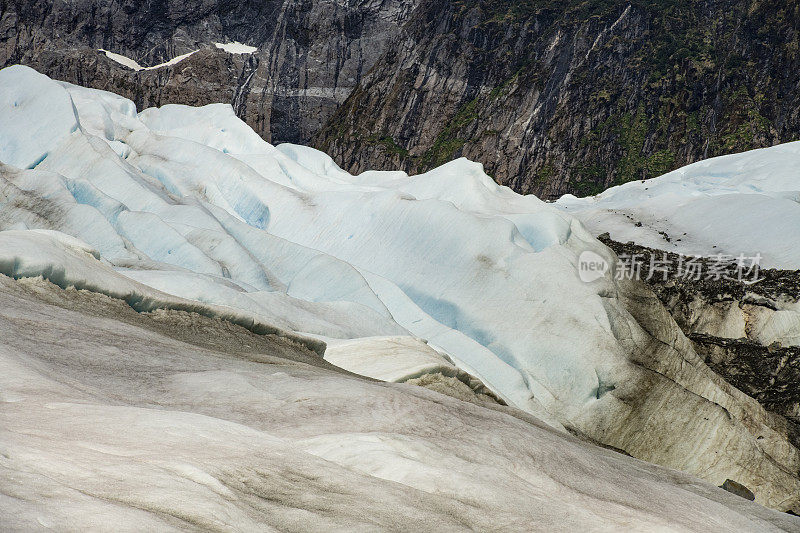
xmin=2 ymin=65 xmax=800 ymax=512
xmin=316 ymin=0 xmax=800 ymax=197
xmin=2 ymin=1 xmax=798 ymax=196
xmin=0 ymin=0 xmax=418 ymax=144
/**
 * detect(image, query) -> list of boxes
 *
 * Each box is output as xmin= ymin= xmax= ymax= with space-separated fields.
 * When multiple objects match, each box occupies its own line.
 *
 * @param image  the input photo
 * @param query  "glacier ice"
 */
xmin=2 ymin=275 xmax=796 ymax=531
xmin=557 ymin=144 xmax=800 ymax=349
xmin=557 ymin=142 xmax=800 ymax=269
xmin=1 ymin=64 xmax=800 ymax=512
xmin=0 ymin=66 xmax=79 ymax=168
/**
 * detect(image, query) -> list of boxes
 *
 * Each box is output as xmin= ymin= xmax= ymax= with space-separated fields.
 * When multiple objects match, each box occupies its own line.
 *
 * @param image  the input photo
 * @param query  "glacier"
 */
xmin=557 ymin=142 xmax=800 ymax=353
xmin=2 ymin=64 xmax=800 ymax=517
xmin=557 ymin=143 xmax=800 ymax=269
xmin=3 ymin=274 xmax=797 ymax=531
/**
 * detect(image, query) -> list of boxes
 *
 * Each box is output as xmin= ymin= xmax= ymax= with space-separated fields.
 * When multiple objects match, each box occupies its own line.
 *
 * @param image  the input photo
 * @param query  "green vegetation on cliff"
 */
xmin=315 ymin=0 xmax=800 ymax=197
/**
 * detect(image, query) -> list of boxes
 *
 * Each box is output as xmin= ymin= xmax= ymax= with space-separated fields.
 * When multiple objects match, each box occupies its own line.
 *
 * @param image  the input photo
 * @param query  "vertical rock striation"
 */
xmin=0 ymin=0 xmax=419 ymax=144
xmin=315 ymin=0 xmax=800 ymax=197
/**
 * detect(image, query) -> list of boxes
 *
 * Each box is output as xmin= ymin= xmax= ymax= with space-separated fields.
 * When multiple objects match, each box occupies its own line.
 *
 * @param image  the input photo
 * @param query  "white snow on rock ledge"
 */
xmin=2 ymin=64 xmax=800 ymax=512
xmin=214 ymin=41 xmax=258 ymax=54
xmin=98 ymin=49 xmax=198 ymax=71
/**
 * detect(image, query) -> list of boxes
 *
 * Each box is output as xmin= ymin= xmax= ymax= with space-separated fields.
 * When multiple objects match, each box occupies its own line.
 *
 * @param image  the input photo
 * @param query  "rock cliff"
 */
xmin=316 ymin=0 xmax=800 ymax=197
xmin=3 ymin=1 xmax=798 ymax=195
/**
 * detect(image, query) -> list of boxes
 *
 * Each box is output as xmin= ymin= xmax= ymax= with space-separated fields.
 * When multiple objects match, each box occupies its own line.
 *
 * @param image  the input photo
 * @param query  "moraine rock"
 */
xmin=721 ymin=479 xmax=757 ymax=502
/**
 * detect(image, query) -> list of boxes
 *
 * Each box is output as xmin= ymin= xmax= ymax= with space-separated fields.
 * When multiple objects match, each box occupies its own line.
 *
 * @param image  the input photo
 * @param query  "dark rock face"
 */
xmin=689 ymin=334 xmax=800 ymax=433
xmin=0 ymin=0 xmax=419 ymax=144
xmin=2 ymin=1 xmax=799 ymax=195
xmin=315 ymin=0 xmax=800 ymax=197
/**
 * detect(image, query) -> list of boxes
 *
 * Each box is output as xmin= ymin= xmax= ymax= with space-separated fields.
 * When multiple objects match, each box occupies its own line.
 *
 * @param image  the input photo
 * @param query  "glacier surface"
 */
xmin=3 ymin=275 xmax=797 ymax=531
xmin=557 ymin=143 xmax=800 ymax=269
xmin=2 ymin=65 xmax=800 ymax=512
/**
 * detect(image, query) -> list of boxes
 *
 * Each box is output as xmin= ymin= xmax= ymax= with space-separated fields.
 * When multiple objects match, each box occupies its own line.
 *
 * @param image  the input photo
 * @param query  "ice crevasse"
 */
xmin=1 ymin=64 xmax=799 ymax=511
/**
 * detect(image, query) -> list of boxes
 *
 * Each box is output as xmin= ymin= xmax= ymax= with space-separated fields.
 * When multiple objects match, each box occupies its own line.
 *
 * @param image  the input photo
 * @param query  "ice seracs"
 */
xmin=1 ymin=64 xmax=800 ymax=512
xmin=0 ymin=66 xmax=79 ymax=168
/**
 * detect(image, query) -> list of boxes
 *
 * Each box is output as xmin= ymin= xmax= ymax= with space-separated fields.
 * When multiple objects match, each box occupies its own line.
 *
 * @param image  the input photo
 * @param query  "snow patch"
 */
xmin=98 ymin=49 xmax=198 ymax=71
xmin=214 ymin=42 xmax=258 ymax=54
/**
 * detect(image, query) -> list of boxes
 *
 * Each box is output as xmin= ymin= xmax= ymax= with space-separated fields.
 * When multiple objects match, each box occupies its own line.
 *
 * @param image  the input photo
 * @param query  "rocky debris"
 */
xmin=599 ymin=233 xmax=800 ymax=440
xmin=721 ymin=479 xmax=756 ymax=501
xmin=403 ymin=372 xmax=502 ymax=407
xmin=597 ymin=233 xmax=800 ymax=305
xmin=689 ymin=333 xmax=800 ymax=434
